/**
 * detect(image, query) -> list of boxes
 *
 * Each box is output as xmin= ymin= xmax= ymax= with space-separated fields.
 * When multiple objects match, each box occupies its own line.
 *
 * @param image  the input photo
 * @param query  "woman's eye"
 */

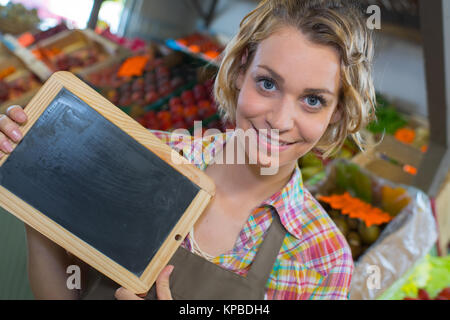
xmin=257 ymin=78 xmax=277 ymax=92
xmin=306 ymin=96 xmax=320 ymax=106
xmin=304 ymin=95 xmax=326 ymax=109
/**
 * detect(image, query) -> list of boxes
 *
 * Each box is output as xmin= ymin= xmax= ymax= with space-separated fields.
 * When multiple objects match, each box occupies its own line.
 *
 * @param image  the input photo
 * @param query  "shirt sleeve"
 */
xmin=149 ymin=129 xmax=192 ymax=153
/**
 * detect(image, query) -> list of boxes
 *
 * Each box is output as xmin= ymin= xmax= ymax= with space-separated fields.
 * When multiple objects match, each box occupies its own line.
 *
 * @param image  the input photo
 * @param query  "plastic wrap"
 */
xmin=307 ymin=159 xmax=438 ymax=300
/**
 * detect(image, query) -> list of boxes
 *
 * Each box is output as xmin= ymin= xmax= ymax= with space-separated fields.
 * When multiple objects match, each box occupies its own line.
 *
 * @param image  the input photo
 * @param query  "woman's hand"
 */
xmin=115 ymin=265 xmax=175 ymax=300
xmin=0 ymin=105 xmax=27 ymax=158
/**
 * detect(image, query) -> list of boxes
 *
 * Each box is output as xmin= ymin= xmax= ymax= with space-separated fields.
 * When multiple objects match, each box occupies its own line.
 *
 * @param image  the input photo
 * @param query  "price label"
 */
xmin=117 ymin=55 xmax=149 ymax=77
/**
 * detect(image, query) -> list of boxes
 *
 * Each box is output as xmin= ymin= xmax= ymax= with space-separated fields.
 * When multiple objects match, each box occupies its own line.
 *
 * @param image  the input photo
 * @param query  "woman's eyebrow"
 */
xmin=257 ymin=65 xmax=335 ymax=96
xmin=303 ymin=88 xmax=335 ymax=96
xmin=257 ymin=65 xmax=285 ymax=84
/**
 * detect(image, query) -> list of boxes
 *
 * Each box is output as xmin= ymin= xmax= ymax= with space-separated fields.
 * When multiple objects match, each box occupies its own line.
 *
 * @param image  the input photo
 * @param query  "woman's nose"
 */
xmin=266 ymin=99 xmax=295 ymax=133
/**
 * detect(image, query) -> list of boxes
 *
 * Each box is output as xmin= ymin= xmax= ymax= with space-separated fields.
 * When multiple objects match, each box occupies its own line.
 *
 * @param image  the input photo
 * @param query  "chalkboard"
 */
xmin=0 ymin=72 xmax=215 ymax=294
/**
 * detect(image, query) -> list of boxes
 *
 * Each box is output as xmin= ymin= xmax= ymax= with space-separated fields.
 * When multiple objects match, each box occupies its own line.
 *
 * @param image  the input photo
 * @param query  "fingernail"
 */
xmin=17 ymin=112 xmax=27 ymax=123
xmin=6 ymin=105 xmax=20 ymax=115
xmin=11 ymin=130 xmax=22 ymax=142
xmin=3 ymin=140 xmax=13 ymax=153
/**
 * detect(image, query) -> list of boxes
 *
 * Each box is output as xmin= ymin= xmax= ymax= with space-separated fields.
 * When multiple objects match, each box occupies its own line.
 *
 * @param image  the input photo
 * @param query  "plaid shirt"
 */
xmin=150 ymin=129 xmax=354 ymax=300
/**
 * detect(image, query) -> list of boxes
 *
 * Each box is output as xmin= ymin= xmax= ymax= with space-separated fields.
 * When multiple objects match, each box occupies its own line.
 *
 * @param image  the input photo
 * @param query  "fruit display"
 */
xmin=167 ymin=32 xmax=224 ymax=63
xmin=367 ymin=93 xmax=429 ymax=151
xmin=367 ymin=94 xmax=408 ymax=135
xmin=33 ymin=45 xmax=108 ymax=73
xmin=378 ymin=253 xmax=450 ymax=300
xmin=31 ymin=30 xmax=113 ymax=73
xmin=0 ymin=56 xmax=42 ymax=107
xmin=403 ymin=287 xmax=450 ymax=300
xmin=98 ymin=27 xmax=146 ymax=52
xmin=315 ymin=161 xmax=411 ymax=261
xmin=318 ymin=194 xmax=389 ymax=260
xmin=18 ymin=23 xmax=69 ymax=48
xmin=0 ymin=3 xmax=40 ymax=35
xmin=57 ymin=47 xmax=105 ymax=72
xmin=135 ymin=78 xmax=223 ymax=132
xmin=89 ymin=53 xmax=198 ymax=110
xmin=298 ymin=137 xmax=360 ymax=182
xmin=0 ymin=74 xmax=40 ymax=105
xmin=298 ymin=152 xmax=324 ymax=182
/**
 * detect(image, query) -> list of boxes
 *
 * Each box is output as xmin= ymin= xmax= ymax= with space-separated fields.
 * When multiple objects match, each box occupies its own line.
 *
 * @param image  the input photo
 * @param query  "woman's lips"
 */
xmin=250 ymin=124 xmax=298 ymax=151
xmin=251 ymin=124 xmax=298 ymax=146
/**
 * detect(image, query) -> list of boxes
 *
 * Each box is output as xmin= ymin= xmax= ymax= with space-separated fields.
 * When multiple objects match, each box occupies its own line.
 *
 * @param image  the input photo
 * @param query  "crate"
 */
xmin=352 ymin=133 xmax=423 ymax=185
xmin=352 ymin=111 xmax=429 ymax=185
xmin=29 ymin=29 xmax=126 ymax=74
xmin=78 ymin=42 xmax=170 ymax=85
xmin=0 ymin=55 xmax=42 ymax=114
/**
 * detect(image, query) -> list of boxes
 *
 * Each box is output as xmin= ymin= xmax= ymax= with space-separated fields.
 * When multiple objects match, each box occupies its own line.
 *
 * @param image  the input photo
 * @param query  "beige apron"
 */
xmin=82 ymin=213 xmax=285 ymax=300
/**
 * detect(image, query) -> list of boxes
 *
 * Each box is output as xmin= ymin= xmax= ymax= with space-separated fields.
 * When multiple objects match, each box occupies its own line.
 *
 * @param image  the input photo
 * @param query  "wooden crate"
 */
xmin=352 ymin=110 xmax=429 ymax=185
xmin=0 ymin=55 xmax=42 ymax=114
xmin=352 ymin=133 xmax=424 ymax=185
xmin=29 ymin=29 xmax=126 ymax=74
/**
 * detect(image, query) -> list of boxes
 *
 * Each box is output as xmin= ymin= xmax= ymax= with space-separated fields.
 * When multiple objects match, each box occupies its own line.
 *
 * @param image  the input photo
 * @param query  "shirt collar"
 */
xmin=200 ymin=130 xmax=305 ymax=240
xmin=259 ymin=160 xmax=304 ymax=240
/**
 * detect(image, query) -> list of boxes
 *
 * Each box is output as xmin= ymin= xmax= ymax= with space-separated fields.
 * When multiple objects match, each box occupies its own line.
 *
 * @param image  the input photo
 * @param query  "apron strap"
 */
xmin=245 ymin=209 xmax=286 ymax=288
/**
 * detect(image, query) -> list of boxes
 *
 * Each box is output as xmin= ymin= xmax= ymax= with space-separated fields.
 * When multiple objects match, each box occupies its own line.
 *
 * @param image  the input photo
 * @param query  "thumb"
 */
xmin=156 ymin=265 xmax=174 ymax=300
xmin=114 ymin=287 xmax=144 ymax=300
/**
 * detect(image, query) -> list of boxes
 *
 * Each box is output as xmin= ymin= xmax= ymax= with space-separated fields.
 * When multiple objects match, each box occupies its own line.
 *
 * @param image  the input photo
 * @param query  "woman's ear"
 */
xmin=329 ymin=104 xmax=342 ymax=124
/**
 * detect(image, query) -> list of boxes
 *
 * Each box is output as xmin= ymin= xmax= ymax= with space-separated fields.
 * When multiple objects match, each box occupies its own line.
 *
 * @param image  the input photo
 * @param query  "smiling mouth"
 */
xmin=251 ymin=124 xmax=299 ymax=146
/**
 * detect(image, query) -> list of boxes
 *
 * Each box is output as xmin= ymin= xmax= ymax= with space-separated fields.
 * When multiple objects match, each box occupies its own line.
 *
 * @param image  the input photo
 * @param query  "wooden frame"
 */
xmin=0 ymin=71 xmax=215 ymax=294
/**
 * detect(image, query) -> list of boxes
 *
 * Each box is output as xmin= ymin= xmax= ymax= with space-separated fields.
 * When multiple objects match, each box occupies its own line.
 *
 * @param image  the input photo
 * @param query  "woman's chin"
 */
xmin=246 ymin=149 xmax=280 ymax=168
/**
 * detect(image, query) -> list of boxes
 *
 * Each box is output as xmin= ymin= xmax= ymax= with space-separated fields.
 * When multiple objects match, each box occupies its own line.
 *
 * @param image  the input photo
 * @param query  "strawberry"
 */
xmin=436 ymin=287 xmax=450 ymax=300
xmin=418 ymin=289 xmax=430 ymax=300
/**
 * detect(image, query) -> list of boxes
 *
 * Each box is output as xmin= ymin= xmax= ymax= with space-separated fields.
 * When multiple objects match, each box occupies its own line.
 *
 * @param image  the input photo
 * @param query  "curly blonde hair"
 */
xmin=213 ymin=0 xmax=376 ymax=158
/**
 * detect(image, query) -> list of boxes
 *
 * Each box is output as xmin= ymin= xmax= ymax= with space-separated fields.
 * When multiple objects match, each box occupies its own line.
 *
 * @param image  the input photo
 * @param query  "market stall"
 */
xmin=0 ymin=0 xmax=447 ymax=301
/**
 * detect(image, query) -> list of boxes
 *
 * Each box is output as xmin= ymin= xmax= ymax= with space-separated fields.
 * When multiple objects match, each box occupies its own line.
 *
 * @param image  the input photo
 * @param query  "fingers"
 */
xmin=114 ymin=287 xmax=144 ymax=300
xmin=0 ymin=106 xmax=26 ymax=157
xmin=6 ymin=105 xmax=27 ymax=124
xmin=0 ymin=117 xmax=20 ymax=156
xmin=0 ymin=132 xmax=14 ymax=154
xmin=114 ymin=265 xmax=174 ymax=300
xmin=0 ymin=114 xmax=22 ymax=143
xmin=156 ymin=265 xmax=174 ymax=300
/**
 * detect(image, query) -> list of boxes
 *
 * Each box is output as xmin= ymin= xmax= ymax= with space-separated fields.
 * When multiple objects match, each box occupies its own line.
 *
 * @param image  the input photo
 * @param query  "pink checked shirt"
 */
xmin=150 ymin=129 xmax=354 ymax=300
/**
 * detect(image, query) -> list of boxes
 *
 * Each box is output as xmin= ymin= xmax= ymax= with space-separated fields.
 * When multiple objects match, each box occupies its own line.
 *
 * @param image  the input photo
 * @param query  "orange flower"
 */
xmin=318 ymin=192 xmax=393 ymax=227
xmin=395 ymin=128 xmax=415 ymax=144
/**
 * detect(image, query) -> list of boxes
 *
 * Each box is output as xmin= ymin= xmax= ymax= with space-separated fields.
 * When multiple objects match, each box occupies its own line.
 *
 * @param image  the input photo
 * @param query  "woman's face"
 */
xmin=235 ymin=26 xmax=342 ymax=171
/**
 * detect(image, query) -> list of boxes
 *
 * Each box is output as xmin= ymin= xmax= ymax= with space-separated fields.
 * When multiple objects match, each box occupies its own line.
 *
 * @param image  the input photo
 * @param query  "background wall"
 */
xmin=119 ymin=0 xmax=200 ymax=41
xmin=372 ymin=33 xmax=427 ymax=117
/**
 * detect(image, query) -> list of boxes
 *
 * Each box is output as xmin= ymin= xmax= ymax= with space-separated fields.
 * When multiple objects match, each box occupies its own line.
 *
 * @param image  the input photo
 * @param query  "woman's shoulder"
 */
xmin=286 ymin=187 xmax=353 ymax=276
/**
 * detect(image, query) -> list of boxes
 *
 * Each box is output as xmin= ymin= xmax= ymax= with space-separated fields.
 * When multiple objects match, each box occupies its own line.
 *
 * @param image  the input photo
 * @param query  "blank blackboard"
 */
xmin=0 ymin=72 xmax=215 ymax=293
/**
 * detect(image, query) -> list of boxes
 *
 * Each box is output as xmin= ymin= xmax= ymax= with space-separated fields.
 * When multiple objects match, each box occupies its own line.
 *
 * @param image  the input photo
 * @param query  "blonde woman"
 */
xmin=3 ymin=0 xmax=375 ymax=300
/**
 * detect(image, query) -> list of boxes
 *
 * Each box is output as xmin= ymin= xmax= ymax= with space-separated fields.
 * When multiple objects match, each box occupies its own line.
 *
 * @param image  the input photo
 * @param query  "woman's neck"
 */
xmin=205 ymin=134 xmax=296 ymax=204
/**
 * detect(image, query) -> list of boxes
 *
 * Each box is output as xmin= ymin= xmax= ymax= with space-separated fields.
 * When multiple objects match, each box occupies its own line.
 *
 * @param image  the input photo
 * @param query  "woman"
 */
xmin=2 ymin=0 xmax=375 ymax=300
